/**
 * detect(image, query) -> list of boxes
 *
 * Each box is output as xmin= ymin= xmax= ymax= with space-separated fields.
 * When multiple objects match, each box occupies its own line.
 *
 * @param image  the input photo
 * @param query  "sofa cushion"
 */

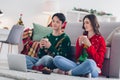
xmin=32 ymin=23 xmax=53 ymax=41
xmin=106 ymin=27 xmax=120 ymax=47
xmin=65 ymin=22 xmax=83 ymax=45
xmin=104 ymin=47 xmax=111 ymax=59
xmin=99 ymin=22 xmax=120 ymax=40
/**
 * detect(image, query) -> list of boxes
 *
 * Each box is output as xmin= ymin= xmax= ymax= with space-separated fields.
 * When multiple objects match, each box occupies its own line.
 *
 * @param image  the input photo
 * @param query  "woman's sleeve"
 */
xmin=75 ymin=38 xmax=82 ymax=60
xmin=87 ymin=37 xmax=106 ymax=66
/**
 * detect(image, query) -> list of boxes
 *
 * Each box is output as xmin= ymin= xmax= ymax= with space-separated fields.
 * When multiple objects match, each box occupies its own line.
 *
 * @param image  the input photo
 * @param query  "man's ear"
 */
xmin=61 ymin=21 xmax=67 ymax=29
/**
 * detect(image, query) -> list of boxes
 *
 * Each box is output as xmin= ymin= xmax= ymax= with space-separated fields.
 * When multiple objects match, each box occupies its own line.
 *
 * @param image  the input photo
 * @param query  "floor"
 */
xmin=0 ymin=61 xmax=119 ymax=80
xmin=0 ymin=77 xmax=14 ymax=80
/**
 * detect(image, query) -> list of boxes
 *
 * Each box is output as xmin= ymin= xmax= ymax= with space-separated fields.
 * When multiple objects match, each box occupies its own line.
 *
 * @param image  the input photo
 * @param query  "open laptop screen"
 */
xmin=7 ymin=54 xmax=27 ymax=72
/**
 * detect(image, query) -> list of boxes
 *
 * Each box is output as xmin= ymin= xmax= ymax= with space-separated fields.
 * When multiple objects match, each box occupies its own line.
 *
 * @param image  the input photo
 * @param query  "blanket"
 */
xmin=21 ymin=28 xmax=40 ymax=58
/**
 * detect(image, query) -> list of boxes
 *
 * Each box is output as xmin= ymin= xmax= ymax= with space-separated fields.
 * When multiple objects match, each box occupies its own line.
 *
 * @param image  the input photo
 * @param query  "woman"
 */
xmin=53 ymin=14 xmax=106 ymax=78
xmin=26 ymin=13 xmax=71 ymax=71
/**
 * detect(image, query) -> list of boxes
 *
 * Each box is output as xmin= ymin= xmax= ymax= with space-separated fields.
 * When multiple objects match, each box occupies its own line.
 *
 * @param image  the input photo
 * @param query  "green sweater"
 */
xmin=38 ymin=33 xmax=71 ymax=59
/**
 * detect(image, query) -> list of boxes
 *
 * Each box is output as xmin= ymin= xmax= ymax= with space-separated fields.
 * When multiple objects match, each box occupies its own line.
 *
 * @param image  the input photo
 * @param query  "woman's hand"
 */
xmin=82 ymin=36 xmax=91 ymax=47
xmin=78 ymin=36 xmax=84 ymax=46
xmin=79 ymin=36 xmax=91 ymax=47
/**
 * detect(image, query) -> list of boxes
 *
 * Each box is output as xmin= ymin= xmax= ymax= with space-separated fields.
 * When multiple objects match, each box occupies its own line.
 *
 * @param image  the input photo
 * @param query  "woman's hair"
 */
xmin=82 ymin=14 xmax=101 ymax=35
xmin=52 ymin=13 xmax=66 ymax=24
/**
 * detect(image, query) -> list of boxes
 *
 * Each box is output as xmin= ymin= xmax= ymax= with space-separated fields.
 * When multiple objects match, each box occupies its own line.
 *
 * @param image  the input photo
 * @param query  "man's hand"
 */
xmin=40 ymin=38 xmax=51 ymax=49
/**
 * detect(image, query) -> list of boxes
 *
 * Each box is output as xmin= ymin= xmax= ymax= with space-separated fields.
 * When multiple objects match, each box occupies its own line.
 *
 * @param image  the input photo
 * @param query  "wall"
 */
xmin=0 ymin=0 xmax=59 ymax=28
xmin=0 ymin=0 xmax=120 ymax=28
xmin=59 ymin=0 xmax=120 ymax=22
xmin=59 ymin=0 xmax=120 ymax=21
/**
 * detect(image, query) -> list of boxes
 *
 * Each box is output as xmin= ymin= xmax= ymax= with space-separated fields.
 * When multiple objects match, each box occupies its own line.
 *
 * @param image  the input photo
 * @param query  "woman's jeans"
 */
xmin=26 ymin=55 xmax=56 ymax=69
xmin=53 ymin=56 xmax=99 ymax=78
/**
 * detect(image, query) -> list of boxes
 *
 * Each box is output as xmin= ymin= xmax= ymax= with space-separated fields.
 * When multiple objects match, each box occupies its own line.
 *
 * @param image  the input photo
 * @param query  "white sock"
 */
xmin=68 ymin=70 xmax=72 ymax=75
xmin=87 ymin=73 xmax=92 ymax=78
xmin=53 ymin=68 xmax=59 ymax=73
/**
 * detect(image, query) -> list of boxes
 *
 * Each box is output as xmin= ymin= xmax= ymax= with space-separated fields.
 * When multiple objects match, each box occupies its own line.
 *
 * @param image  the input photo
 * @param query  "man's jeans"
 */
xmin=26 ymin=55 xmax=56 ymax=69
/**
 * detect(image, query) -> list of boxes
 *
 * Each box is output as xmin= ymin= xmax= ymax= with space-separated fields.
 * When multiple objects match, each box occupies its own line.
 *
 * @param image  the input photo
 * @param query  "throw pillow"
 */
xmin=32 ymin=23 xmax=53 ymax=41
xmin=106 ymin=27 xmax=120 ymax=47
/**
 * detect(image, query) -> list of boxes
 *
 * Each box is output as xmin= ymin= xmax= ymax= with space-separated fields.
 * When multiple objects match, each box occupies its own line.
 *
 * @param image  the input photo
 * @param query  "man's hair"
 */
xmin=52 ymin=13 xmax=66 ymax=24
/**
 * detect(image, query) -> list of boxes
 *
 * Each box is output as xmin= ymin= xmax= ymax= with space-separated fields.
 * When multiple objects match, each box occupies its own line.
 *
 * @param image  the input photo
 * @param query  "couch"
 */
xmin=64 ymin=22 xmax=120 ymax=78
xmin=19 ymin=22 xmax=120 ymax=78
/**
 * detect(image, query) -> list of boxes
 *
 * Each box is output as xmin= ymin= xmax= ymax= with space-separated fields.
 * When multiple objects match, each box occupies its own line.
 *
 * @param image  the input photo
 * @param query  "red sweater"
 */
xmin=75 ymin=34 xmax=106 ymax=69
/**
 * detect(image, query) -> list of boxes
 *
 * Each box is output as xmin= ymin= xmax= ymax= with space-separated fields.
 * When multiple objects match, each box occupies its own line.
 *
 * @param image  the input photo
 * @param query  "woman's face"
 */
xmin=83 ymin=18 xmax=93 ymax=32
xmin=51 ymin=16 xmax=62 ymax=30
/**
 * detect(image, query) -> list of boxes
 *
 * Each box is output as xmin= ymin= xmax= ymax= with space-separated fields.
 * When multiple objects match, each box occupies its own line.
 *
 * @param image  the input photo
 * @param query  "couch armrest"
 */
xmin=109 ymin=33 xmax=120 ymax=78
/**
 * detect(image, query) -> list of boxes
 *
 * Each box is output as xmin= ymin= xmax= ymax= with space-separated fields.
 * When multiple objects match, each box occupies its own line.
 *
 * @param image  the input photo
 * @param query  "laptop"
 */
xmin=7 ymin=54 xmax=39 ymax=73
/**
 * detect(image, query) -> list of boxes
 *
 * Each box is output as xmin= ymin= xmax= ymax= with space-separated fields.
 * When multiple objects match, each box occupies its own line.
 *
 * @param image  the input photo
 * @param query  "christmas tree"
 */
xmin=17 ymin=14 xmax=24 ymax=26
